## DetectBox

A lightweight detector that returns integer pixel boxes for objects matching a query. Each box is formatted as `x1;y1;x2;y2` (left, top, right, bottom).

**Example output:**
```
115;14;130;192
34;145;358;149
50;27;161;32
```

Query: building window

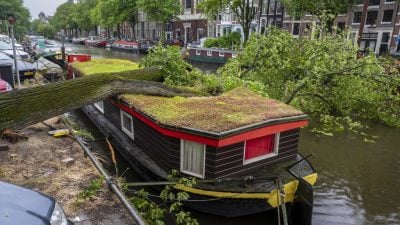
180;140;205;178
207;51;212;56
269;0;276;14
353;12;362;24
120;110;134;139
337;22;346;31
276;2;282;14
292;23;300;35
366;11;378;25
185;0;192;9
385;0;395;3
382;10;394;23
94;101;104;114
243;134;279;165
369;0;380;5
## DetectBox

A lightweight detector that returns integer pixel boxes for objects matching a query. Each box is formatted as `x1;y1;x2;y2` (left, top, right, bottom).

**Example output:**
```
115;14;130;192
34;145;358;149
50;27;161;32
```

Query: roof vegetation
121;87;305;133
71;59;140;75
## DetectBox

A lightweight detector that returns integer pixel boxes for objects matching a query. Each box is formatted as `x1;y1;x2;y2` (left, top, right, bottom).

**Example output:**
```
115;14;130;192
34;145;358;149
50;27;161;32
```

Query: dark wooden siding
103;99;121;130
102;99;181;173
212;129;300;178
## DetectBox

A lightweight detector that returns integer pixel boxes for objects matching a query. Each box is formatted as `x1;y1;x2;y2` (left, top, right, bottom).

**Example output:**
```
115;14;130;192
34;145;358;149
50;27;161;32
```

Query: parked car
0;35;24;51
0;180;72;225
0;52;36;80
0;79;12;92
0;41;30;60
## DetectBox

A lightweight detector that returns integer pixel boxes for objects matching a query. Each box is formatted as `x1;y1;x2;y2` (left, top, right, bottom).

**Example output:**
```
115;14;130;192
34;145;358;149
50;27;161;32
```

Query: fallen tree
0;66;193;130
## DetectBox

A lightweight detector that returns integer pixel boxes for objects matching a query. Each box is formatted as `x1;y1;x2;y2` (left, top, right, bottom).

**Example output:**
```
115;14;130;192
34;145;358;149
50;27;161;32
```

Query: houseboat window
120;110;134;139
243;134;280;164
207;51;212;56
196;49;201;55
232;53;237;58
94;101;104;114
180;140;205;178
219;52;224;57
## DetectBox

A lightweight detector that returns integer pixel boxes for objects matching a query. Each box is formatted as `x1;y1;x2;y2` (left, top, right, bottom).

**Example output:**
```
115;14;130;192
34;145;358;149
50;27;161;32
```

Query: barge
186;47;237;64
111;40;152;54
69;59;317;224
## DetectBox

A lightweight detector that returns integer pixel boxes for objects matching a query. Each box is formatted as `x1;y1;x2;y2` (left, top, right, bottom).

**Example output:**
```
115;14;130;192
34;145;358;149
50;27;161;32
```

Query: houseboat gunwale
186;46;238;64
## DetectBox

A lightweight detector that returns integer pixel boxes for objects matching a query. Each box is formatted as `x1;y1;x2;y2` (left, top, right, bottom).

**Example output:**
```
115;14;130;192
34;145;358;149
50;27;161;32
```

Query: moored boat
111;40;140;53
186;47;237;64
69;59;317;224
85;36;107;48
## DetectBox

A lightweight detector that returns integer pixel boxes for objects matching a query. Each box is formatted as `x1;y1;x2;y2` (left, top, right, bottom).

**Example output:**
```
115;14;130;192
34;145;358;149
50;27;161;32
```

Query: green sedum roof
121;88;306;133
71;59;140;75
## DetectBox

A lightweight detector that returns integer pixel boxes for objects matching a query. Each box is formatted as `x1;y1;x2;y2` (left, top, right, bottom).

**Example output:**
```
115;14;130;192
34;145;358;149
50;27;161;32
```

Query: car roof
0;41;12;50
0;52;11;60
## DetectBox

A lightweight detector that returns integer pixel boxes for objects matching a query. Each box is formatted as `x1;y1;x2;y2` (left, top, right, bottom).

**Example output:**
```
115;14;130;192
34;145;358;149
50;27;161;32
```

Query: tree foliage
51;2;78;31
204;31;241;49
199;0;260;43
282;0;357;31
137;0;180;23
218;28;400;135
0;0;31;39
72;0;98;32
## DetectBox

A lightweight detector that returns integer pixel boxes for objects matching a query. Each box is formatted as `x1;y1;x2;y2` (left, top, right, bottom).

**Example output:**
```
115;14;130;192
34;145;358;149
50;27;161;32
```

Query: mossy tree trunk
0;67;192;130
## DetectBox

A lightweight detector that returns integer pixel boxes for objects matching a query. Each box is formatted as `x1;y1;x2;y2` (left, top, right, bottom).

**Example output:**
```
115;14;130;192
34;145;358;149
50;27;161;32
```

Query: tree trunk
0;67;193;131
357;0;369;47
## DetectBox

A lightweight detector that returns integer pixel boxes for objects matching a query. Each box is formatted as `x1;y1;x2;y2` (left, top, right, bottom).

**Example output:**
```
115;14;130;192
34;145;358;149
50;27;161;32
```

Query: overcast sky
24;0;66;19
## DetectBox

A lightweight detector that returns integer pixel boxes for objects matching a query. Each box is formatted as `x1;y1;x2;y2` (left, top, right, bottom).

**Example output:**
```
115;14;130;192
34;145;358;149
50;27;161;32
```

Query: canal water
63;42;400;225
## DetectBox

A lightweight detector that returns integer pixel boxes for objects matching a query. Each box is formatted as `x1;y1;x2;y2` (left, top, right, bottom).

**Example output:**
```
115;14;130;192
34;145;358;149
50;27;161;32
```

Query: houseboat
85;36;107;48
186;47;237;64
69;59;317;224
111;40;153;54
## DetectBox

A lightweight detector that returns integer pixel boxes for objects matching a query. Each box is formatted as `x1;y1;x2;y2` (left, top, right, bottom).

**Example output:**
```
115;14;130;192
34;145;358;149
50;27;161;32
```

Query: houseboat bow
69;59;317;224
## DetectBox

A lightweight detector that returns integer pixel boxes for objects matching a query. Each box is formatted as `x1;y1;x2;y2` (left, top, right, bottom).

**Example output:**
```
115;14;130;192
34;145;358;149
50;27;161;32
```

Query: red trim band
114;102;308;148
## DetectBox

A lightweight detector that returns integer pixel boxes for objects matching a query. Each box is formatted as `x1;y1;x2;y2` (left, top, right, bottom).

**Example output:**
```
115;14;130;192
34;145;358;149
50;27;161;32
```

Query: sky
23;0;67;20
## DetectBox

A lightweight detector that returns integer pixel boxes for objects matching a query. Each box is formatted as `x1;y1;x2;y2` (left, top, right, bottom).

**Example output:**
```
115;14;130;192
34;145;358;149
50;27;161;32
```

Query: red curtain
245;134;275;160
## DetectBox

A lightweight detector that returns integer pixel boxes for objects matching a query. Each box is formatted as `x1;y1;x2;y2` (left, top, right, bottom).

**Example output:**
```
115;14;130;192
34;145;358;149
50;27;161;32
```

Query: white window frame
219;51;225;57
385;0;395;3
232;53;237;58
120;110;134;140
94;101;104;114
180;139;206;178
207;50;212;56
196;49;201;55
243;133;280;165
381;10;394;24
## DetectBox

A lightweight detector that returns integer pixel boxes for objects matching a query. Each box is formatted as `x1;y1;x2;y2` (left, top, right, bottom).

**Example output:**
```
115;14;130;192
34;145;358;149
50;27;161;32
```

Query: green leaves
219;28;400;136
137;0;180;23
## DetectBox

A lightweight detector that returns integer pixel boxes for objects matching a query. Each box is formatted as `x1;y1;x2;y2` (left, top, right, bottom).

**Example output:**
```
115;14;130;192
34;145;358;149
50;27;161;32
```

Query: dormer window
243;134;279;164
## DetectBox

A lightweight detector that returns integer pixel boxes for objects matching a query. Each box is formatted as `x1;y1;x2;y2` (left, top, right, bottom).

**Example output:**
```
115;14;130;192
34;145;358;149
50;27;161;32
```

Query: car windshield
0;41;12;50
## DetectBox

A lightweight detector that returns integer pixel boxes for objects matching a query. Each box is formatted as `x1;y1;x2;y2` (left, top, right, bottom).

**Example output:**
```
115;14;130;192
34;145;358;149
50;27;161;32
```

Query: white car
0;35;24;51
0;41;30;60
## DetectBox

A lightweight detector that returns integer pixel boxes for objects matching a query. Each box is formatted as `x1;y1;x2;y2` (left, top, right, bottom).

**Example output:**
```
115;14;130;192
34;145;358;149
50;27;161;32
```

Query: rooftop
121;88;306;133
71;59;139;75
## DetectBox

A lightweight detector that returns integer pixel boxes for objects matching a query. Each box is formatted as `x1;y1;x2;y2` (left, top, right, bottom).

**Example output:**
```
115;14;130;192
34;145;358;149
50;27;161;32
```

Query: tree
218;28;400;135
51;2;78;36
282;0;356;32
137;0;180;23
36;22;56;38
0;0;31;39
73;0;98;34
199;0;262;43
0;66;196;131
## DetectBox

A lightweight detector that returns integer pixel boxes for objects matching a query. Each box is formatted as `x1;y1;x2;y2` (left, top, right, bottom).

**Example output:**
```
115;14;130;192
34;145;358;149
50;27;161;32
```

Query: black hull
81;104;314;222
110;46;139;53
